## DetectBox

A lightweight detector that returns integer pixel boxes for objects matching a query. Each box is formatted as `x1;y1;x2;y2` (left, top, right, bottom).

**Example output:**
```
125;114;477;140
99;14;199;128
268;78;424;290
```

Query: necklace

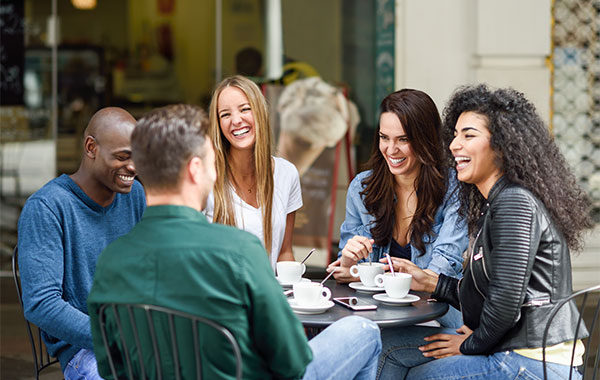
230;170;256;195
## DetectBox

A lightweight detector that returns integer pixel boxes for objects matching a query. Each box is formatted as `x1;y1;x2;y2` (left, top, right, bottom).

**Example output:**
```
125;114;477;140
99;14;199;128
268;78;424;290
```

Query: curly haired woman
377;84;593;379
328;89;468;328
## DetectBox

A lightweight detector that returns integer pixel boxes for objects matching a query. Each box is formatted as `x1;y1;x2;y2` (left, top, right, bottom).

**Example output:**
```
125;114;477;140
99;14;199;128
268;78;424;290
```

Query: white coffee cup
349;262;385;287
374;272;412;299
293;281;332;307
276;261;306;283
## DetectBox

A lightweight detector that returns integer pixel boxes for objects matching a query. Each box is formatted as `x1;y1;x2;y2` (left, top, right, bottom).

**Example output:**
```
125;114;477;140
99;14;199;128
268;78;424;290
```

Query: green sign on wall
374;0;395;125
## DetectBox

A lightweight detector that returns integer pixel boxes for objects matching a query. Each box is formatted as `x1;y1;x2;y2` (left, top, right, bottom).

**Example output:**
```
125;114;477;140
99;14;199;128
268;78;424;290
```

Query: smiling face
91;120;137;194
378;112;421;180
450;111;502;197
217;86;256;151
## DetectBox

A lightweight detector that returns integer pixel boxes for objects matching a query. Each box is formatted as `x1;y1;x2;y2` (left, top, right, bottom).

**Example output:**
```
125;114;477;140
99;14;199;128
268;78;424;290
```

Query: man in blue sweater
17;107;146;380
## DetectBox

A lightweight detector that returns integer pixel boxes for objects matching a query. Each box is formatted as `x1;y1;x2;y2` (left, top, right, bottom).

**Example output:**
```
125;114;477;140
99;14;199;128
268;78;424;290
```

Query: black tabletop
288;280;448;328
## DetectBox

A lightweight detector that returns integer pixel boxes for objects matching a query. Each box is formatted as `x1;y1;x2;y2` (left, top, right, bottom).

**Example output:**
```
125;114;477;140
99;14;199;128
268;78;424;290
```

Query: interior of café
1;0;598;378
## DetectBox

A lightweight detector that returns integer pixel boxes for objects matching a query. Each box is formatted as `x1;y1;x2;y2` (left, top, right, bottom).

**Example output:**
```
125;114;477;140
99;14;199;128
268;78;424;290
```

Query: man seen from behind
88;104;382;380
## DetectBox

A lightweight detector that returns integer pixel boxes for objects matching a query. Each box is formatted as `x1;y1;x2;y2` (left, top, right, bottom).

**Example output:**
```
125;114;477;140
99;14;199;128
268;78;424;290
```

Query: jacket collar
486;175;511;203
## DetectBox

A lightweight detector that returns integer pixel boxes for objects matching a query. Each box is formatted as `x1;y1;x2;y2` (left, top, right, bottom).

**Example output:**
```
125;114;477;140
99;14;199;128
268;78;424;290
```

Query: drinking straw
301;248;316;265
320;267;337;285
385;253;395;277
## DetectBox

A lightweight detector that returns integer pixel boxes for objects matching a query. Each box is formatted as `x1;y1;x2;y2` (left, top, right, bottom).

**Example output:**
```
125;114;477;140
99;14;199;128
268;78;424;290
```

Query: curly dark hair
441;84;592;252
361;89;448;254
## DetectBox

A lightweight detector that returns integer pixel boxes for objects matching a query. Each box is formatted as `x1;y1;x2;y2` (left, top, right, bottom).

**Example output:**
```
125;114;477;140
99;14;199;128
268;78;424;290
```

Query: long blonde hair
209;75;274;254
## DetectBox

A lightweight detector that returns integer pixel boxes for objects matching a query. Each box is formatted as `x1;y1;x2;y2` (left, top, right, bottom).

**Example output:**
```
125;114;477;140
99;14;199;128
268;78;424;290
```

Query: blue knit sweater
17;174;145;370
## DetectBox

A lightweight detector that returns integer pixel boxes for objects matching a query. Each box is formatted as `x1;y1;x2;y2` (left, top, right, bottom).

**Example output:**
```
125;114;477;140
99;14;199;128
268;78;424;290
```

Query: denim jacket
338;171;468;328
338;170;468;280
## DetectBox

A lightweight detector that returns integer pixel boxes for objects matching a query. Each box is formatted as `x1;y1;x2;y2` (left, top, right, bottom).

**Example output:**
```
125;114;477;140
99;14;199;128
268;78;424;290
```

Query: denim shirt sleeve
338;172;376;259
413;176;468;279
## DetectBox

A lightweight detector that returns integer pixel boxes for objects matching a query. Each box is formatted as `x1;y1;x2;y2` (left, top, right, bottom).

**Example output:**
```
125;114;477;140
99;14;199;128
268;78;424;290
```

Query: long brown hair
208;76;274;254
361;89;447;254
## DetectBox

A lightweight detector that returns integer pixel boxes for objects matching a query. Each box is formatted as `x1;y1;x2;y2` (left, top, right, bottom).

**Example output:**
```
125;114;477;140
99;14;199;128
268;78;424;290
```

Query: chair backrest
97;303;243;380
543;284;600;380
11;247;60;380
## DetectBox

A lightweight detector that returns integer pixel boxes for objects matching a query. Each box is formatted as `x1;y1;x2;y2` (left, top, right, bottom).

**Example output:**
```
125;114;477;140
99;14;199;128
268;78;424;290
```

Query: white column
394;0;475;109
474;0;552;123
394;0;551;119
265;0;283;80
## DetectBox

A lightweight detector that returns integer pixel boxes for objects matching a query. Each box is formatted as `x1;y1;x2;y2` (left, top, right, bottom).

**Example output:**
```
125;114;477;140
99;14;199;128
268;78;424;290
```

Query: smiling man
17;107;146;380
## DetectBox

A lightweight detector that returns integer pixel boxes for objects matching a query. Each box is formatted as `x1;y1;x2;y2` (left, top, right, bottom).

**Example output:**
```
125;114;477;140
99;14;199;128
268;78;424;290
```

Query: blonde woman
204;75;302;271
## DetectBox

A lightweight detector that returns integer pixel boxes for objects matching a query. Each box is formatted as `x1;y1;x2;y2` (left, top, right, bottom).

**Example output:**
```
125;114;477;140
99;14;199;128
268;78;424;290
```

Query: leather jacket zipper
480;246;489;281
469;228;487;299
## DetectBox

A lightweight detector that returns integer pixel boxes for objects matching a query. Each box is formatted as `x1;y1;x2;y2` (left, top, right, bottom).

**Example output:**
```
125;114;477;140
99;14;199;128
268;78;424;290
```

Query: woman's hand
419;325;473;359
379;257;439;293
327;259;360;283
340;236;375;267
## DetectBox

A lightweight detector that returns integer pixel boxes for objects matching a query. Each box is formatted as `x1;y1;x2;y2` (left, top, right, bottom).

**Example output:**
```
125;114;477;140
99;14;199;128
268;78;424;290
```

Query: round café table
289;280;448;328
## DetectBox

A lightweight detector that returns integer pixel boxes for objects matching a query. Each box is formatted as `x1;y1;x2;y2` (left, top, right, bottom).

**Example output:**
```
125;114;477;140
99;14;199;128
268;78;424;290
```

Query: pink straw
385;253;395;277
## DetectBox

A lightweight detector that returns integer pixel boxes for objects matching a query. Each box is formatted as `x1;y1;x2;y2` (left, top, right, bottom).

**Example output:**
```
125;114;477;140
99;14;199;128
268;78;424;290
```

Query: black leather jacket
433;176;587;355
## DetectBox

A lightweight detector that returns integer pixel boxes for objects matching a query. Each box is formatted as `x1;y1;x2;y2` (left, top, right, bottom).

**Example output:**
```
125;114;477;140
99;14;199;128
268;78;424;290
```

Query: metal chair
543;284;600;380
11;247;60;380
97;303;243;380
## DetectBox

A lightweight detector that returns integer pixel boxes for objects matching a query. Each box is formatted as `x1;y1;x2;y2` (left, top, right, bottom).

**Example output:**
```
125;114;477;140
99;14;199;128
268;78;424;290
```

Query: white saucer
288;298;335;314
277;277;310;287
349;282;385;293
372;293;420;306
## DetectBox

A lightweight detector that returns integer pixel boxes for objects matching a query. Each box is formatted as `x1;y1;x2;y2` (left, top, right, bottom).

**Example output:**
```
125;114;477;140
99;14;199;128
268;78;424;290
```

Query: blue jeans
304;316;382;380
377;326;581;380
64;348;104;380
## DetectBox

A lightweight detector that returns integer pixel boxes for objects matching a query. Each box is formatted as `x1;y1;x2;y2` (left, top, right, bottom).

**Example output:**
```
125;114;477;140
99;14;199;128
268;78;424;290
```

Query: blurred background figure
235;46;263;78
277;77;360;177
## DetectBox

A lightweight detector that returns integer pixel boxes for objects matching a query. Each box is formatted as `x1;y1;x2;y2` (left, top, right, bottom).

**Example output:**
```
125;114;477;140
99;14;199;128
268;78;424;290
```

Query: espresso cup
374;272;412;299
276;261;306;283
293;281;332;307
349;262;385;287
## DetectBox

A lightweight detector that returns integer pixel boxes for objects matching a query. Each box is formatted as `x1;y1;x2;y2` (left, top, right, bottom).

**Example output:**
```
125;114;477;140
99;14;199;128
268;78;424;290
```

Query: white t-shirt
204;157;303;270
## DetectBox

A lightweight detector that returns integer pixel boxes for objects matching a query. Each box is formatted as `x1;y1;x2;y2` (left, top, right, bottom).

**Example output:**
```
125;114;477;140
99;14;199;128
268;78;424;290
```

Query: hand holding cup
379;257;439;293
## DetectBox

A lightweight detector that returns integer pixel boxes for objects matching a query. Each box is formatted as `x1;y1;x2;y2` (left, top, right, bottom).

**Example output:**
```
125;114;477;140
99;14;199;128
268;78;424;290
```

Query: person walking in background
377;84;592;379
329;89;468;328
204;75;302;269
17;107;146;380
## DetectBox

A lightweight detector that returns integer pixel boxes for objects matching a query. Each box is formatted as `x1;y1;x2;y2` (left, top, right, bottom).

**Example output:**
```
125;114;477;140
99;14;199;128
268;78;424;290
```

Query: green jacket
88;205;312;380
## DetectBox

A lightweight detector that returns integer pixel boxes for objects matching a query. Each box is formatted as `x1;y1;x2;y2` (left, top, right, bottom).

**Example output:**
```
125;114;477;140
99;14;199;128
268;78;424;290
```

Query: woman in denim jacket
327;89;468;328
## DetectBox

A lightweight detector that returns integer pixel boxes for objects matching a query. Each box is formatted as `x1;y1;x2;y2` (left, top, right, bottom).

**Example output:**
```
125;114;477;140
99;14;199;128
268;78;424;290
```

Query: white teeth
232;127;249;136
454;156;470;170
118;175;134;181
389;157;406;165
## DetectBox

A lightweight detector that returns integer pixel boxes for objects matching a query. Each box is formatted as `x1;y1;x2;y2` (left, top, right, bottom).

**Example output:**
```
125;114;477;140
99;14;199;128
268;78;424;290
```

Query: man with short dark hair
18;107;146;380
88;104;381;380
